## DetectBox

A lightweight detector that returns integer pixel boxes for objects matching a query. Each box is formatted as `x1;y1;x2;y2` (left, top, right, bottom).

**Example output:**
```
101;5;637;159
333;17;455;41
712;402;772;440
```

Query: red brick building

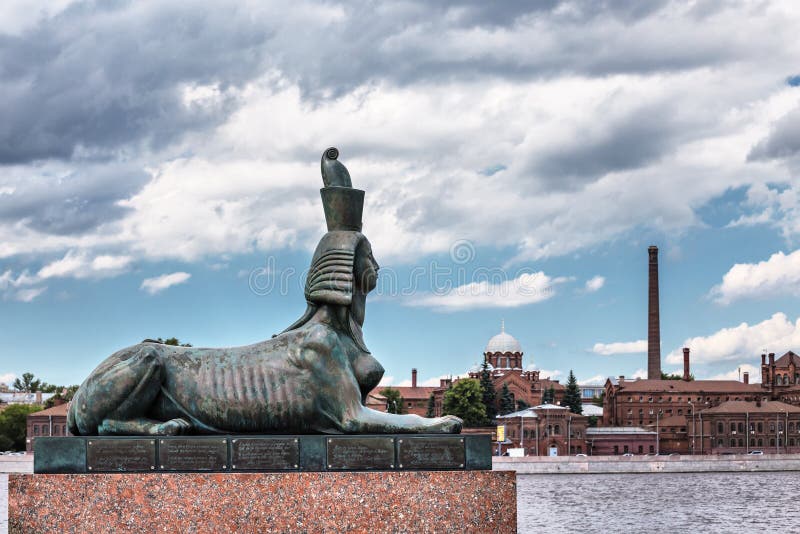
26;402;70;453
497;404;588;456
585;427;658;456
697;400;800;454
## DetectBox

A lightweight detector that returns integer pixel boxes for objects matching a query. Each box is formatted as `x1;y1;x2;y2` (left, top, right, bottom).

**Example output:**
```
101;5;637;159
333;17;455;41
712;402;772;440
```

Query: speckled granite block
9;471;516;533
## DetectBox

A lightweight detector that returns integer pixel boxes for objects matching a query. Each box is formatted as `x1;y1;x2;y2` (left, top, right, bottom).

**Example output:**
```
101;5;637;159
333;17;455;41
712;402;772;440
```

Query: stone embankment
0;455;32;474
494;453;800;474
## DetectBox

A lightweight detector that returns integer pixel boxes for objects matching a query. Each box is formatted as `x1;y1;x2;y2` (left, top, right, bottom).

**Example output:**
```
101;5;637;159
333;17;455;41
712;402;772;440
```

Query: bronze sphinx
67;148;462;436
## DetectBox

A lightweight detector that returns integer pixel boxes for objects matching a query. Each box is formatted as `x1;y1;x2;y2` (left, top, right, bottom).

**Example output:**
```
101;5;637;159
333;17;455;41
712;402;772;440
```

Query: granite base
9;471;516;533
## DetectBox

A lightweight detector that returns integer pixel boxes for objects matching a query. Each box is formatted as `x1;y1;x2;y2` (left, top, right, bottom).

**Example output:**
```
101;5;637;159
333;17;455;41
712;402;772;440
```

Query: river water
517;472;799;534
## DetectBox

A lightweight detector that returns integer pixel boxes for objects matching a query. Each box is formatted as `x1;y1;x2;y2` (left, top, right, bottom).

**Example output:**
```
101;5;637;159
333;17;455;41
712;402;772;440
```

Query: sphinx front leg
342;406;462;434
99;417;192;436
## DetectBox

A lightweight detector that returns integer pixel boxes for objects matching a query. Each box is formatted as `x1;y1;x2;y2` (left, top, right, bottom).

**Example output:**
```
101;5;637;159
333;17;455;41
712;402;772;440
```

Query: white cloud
407;271;569;311
14;287;47;302
591;339;647;355
631;368;647;379
580;374;607;384
140;272;191;295
710;250;800;305
706;364;761;383
38;250;133;279
584;275;605;293
534;368;562;381
665;312;800;365
0;372;17;386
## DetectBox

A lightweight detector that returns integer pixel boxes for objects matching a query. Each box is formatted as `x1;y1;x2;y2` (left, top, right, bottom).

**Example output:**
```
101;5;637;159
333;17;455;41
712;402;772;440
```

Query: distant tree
661;371;694;381
587;416;598;428
442;379;487;427
0;404;42;450
591;392;605;407
12;372;42;393
144;337;193;347
563;370;583;414
499;383;515;415
542;385;556;405
516;399;530;411
380;387;404;414
0;435;13;452
479;361;497;421
425;393;436;418
43;385;80;408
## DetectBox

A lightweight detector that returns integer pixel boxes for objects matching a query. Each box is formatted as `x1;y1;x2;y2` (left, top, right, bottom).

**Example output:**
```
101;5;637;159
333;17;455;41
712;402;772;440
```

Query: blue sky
2;1;800;389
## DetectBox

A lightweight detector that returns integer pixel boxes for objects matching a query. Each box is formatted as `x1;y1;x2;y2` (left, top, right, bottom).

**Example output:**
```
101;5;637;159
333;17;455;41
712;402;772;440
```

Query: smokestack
683;348;690;381
761;353;766;366
648;246;661;380
412;368;418;388
743;372;749;384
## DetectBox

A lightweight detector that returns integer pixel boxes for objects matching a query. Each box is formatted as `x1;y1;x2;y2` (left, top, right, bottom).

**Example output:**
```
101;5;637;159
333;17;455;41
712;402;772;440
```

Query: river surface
517;471;800;534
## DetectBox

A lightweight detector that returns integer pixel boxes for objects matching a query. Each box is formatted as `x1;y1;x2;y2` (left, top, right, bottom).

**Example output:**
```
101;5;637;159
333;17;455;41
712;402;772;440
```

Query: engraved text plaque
87;439;156;472
326;437;395;470
397;437;465;469
231;438;299;470
158;438;227;471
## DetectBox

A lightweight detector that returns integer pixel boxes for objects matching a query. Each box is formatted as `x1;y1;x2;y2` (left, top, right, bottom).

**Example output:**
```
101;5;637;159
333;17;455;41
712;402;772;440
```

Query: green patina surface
66;148;462;438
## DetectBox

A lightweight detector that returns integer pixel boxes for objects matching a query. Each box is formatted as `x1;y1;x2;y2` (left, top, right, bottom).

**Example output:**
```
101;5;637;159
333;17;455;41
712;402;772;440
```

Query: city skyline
2;2;800;388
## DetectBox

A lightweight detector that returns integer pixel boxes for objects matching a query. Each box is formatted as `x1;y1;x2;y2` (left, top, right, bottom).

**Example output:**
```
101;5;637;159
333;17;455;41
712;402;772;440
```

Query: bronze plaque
326;437;395;470
158;438;228;471
231;438;299;470
397;437;465;469
87;439;156;472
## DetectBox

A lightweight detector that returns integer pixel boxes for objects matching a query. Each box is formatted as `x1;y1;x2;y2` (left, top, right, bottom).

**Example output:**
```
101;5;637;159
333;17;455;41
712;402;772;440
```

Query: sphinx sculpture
67;148;462;436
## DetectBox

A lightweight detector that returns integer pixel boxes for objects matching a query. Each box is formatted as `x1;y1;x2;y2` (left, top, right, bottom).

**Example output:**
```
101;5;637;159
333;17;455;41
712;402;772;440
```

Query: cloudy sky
2;0;800;389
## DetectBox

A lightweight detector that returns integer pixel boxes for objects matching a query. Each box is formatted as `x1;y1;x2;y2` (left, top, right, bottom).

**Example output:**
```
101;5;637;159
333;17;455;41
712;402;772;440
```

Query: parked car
575;453;588;457
748;450;764;455
621;452;634;457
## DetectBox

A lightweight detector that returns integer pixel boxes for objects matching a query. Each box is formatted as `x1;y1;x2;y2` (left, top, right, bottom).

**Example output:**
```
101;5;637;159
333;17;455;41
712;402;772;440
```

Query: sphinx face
354;239;379;294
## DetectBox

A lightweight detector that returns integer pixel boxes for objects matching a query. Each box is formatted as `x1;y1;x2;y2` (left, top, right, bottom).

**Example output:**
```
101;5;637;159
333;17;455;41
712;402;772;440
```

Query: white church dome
485;323;522;354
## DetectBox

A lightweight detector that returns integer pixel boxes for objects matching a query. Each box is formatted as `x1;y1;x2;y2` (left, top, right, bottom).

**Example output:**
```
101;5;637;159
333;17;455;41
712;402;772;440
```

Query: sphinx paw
438;415;463;434
157;418;192;435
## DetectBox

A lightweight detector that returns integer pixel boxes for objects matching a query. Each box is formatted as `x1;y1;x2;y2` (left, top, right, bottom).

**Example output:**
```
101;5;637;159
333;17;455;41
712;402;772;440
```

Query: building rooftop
613;379;762;393
701;400;800;414
774;351;800;368
581;404;603;417
27;403;69;417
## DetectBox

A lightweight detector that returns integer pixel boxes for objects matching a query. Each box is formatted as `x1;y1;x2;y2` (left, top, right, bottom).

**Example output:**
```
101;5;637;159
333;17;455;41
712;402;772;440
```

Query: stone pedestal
9;471;516;533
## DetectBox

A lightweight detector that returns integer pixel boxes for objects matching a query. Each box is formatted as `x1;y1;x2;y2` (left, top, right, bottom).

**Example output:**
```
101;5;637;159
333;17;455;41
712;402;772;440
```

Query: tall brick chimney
769;353;776;392
683;347;690;381
648;246;661;380
412;368;418;388
743;372;749;384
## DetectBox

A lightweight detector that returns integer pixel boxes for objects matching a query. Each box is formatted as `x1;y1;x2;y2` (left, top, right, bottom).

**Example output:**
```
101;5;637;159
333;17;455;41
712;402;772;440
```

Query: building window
730;422;736;433
638;445;643;454
730;439;736;447
770;423;776;433
623;445;629;453
33;425;39;436
791;438;796;447
790;422;795;432
614;446;619;454
678;409;683;415
758;438;763;447
770;438;776;447
554;425;561;435
749;423;755;433
737;423;744;433
649;445;654;453
717;438;723;446
758;423;763;434
717;422;724;434
750;439;755;447
779;422;784;432
738;439;743;447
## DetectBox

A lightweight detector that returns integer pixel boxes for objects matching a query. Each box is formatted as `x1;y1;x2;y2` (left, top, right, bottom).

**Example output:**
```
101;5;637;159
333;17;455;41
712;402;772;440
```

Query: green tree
499;383;515;415
12;372;42;393
661;371;693;381
591;392;605;407
587;416;598;427
380;387;404;414
563;370;583;414
0;404;42;450
479;361;497;421
442;379;487;427
425;393;436;418
542;385;556;404
143;337;193;347
43;385;80;408
516;399;529;411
